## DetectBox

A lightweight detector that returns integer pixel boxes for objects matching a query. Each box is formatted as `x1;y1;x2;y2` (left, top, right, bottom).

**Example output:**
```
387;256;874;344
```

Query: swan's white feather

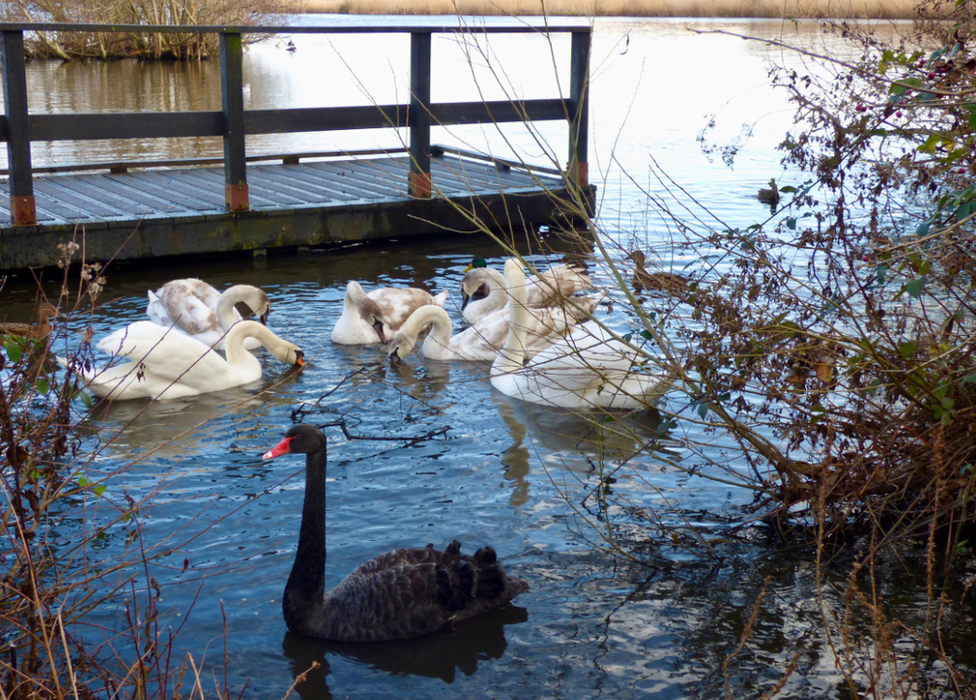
490;259;673;409
66;320;301;401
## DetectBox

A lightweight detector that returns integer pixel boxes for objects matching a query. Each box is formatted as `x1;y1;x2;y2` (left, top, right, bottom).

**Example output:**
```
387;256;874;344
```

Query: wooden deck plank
33;178;132;221
115;171;226;211
296;162;407;200
245;167;364;205
0;153;590;271
38;176;156;220
84;173;197;216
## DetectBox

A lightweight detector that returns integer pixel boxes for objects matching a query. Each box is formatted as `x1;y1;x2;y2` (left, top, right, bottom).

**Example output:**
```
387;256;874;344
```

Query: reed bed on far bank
295;0;919;19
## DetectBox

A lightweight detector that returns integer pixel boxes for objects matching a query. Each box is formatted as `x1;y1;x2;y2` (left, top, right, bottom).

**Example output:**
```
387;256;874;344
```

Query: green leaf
875;263;888;285
639;330;654;341
786;217;797;230
80;390;94;409
78;476;90;488
779;185;796;193
916;220;930;237
904;276;927;298
621;333;633;343
697;403;709;419
963;372;976;384
4;341;23;362
36;377;49;395
918;133;942;154
898;341;917;359
93;484;106;497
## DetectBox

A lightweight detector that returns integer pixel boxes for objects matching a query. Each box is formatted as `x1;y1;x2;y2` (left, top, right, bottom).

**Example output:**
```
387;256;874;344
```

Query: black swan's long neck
285;445;327;614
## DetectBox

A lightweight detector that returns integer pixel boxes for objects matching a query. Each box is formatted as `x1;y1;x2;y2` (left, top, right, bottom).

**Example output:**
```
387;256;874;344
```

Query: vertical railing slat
409;31;432;199
568;29;590;189
1;30;35;226
220;32;248;211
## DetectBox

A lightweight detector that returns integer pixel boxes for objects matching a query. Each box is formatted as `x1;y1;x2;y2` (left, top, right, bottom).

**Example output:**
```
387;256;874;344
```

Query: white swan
330;281;447;345
386;299;595;363
460;257;592;325
146;278;271;351
63;320;303;401
490;259;674;409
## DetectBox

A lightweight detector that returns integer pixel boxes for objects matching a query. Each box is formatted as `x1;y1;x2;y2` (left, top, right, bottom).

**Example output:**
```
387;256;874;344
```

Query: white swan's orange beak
263;436;294;460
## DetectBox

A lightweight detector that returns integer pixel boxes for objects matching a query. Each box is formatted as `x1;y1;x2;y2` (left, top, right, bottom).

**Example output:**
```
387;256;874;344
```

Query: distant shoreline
290;0;919;20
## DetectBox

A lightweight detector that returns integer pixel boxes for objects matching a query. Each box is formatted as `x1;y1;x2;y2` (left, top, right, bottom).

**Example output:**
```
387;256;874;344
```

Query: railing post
568;29;590;189
220;32;248;212
408;31;432;199
1;30;36;227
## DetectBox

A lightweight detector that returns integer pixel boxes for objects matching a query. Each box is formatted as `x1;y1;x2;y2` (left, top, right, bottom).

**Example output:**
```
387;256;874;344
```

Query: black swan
262;424;529;642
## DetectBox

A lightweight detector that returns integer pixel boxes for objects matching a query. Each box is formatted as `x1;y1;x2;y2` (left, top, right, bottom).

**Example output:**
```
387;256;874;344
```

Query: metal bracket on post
409;31;432;199
220;32;249;212
2;30;36;226
568;30;590;190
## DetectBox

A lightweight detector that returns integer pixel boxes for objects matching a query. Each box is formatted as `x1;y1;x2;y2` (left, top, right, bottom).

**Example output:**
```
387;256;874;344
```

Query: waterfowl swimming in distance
263;424;529;641
330;281;447;345
627;250;689;296
1;302;58;341
146;278;271;350
63;320;303;401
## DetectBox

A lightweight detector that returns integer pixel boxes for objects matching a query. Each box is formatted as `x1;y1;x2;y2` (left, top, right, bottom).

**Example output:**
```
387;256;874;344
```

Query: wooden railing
0;22;591;226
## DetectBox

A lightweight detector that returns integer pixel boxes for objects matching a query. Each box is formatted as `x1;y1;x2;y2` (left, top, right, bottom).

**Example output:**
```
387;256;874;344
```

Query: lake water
4;15;974;699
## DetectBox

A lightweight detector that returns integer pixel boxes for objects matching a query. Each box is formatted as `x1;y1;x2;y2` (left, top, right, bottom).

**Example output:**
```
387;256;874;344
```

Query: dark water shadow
281;604;529;699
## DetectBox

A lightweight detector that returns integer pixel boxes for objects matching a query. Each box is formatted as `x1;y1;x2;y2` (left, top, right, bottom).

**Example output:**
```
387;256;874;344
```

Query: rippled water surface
4;15;976;700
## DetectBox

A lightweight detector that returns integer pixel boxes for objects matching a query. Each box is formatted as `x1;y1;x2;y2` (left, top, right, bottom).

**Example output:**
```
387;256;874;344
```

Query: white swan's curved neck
498;261;529;372
224;321;272;367
471;268;507;313
398;305;452;355
214;289;241;330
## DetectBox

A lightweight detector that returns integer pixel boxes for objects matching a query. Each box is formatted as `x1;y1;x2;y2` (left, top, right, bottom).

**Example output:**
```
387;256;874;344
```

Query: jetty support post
220;32;249;211
1;30;36;226
568;29;590;189
408;30;432;199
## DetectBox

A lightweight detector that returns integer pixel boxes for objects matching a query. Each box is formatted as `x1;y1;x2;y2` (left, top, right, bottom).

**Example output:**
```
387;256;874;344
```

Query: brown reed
294;0;920;19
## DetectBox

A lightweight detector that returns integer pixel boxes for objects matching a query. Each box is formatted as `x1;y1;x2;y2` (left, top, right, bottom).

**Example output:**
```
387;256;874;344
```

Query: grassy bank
292;0;919;19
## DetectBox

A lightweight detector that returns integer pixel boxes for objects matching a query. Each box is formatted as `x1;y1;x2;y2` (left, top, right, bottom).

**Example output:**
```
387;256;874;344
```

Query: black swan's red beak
263;435;294;460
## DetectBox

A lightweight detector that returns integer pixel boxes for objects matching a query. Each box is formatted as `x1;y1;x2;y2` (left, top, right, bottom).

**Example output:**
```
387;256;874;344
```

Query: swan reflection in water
491;389;668;507
282;604;528;698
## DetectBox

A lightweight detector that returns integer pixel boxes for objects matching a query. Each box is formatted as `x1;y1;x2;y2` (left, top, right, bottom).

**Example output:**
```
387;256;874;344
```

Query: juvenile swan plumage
330;281;448;345
460;258;592;325
263;424;528;641
146;278;271;350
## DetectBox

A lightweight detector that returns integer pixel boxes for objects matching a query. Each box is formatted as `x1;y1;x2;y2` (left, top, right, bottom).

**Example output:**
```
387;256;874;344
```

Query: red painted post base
10;195;36;226
568;161;588;188
408;171;432;199
225;183;250;212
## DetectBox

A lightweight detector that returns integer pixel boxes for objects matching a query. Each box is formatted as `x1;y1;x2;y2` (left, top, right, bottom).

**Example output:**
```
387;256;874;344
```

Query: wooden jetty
0;22;595;272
